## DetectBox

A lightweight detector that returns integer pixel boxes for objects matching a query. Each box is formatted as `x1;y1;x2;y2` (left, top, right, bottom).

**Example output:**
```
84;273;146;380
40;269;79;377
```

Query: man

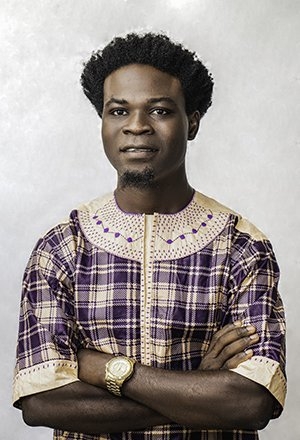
13;33;286;440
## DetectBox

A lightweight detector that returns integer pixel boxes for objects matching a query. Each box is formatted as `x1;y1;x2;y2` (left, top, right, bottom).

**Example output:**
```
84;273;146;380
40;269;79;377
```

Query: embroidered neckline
92;215;143;244
78;192;230;262
91;192;215;246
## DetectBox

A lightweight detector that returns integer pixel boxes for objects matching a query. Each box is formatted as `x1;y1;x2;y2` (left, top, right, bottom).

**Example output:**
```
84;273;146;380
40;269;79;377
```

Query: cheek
101;123;111;145
101;126;117;163
169;117;188;138
166;123;188;149
101;125;118;156
102;119;120;137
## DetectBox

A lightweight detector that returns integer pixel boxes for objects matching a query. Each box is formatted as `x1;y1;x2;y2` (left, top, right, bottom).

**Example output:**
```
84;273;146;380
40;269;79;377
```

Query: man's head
81;32;213;118
81;33;214;192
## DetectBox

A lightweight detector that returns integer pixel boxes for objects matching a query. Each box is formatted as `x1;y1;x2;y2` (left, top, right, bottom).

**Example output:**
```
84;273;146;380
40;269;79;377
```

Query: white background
1;0;299;438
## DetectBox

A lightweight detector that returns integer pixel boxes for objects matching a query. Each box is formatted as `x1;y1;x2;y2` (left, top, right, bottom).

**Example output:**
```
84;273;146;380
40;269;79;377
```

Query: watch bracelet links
106;376;122;396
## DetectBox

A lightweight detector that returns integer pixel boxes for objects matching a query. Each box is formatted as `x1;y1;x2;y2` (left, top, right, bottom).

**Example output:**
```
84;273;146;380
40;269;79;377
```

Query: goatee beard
119;167;155;189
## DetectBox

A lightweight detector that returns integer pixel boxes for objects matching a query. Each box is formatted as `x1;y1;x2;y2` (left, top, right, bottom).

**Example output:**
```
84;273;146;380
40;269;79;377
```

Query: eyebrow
104;96;177;107
104;98;128;107
147;97;177;106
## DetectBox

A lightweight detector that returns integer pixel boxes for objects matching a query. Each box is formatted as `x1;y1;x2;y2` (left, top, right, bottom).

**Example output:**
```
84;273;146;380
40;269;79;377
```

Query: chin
119;167;155;189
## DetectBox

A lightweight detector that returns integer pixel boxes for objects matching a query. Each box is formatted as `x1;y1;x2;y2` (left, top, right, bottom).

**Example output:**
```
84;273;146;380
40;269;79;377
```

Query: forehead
103;64;185;103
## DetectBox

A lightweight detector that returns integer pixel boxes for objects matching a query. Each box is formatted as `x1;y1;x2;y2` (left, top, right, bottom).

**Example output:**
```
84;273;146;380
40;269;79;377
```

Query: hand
199;321;259;370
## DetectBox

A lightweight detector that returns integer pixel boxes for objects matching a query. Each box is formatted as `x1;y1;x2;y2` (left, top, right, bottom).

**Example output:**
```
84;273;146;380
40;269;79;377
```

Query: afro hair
81;32;213;118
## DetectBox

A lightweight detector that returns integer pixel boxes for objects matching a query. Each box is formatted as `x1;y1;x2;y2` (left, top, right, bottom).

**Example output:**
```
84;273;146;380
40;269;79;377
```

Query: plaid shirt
13;191;286;440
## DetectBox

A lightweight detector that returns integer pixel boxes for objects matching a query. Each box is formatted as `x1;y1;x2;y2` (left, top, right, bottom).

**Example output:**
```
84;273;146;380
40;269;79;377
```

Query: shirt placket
140;214;157;366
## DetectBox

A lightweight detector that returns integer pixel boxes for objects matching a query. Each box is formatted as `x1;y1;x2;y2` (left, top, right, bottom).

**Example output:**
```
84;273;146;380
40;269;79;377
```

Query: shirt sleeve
225;235;286;418
13;236;84;408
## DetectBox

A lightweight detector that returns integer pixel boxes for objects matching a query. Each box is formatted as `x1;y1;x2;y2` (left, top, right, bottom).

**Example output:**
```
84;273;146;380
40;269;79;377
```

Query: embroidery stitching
78;193;230;262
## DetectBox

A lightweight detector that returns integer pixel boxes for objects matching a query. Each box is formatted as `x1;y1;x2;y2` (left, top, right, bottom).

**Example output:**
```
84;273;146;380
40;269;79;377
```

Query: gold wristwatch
105;356;136;396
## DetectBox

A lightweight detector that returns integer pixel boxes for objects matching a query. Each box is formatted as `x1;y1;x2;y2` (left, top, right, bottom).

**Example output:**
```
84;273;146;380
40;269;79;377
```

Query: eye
110;108;128;116
150;108;171;116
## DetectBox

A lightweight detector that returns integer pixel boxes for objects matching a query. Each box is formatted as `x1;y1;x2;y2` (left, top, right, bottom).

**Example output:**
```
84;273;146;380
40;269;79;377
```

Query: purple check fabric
14;192;286;440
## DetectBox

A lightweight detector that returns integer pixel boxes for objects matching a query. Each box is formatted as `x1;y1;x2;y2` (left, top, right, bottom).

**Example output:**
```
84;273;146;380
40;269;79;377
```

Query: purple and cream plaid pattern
14;192;286;440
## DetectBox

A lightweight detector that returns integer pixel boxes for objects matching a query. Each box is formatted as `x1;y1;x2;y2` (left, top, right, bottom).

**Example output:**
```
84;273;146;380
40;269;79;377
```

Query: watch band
106;375;123;396
105;356;136;396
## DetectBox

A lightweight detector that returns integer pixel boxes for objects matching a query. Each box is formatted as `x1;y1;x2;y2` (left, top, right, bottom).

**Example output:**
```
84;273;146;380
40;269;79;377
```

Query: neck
115;174;194;214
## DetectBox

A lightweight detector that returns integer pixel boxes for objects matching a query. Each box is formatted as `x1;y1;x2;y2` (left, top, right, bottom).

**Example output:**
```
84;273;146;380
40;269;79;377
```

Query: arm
17;242;170;434
122;362;274;430
21;381;170;435
77;322;273;431
22;322;257;434
225;235;286;418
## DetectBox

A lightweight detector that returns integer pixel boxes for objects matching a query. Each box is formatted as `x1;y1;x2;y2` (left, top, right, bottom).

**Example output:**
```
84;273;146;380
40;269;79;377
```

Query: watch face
110;358;131;378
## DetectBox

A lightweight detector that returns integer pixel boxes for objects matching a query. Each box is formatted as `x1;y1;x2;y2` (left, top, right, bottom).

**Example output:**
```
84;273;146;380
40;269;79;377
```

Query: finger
211;321;242;342
209;325;257;357
222;349;253;370
217;332;259;366
199;334;256;371
208;322;242;352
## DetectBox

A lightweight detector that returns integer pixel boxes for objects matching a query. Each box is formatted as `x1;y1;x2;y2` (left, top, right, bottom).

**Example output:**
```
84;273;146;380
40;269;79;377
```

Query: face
101;64;200;188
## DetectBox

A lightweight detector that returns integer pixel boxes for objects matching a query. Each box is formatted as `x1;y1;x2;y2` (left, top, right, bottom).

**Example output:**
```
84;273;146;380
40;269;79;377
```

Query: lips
120;145;158;153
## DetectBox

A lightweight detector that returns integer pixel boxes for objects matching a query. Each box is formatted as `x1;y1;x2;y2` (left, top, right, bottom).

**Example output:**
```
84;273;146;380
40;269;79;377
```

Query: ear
187;111;201;140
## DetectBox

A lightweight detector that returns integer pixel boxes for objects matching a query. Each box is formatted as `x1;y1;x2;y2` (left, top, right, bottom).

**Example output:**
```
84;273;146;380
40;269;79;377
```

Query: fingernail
249;333;259;340
245;349;253;356
246;325;256;332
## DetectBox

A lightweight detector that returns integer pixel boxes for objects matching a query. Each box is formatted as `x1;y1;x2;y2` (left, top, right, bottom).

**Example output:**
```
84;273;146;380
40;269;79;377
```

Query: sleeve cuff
230;355;286;417
13;360;79;408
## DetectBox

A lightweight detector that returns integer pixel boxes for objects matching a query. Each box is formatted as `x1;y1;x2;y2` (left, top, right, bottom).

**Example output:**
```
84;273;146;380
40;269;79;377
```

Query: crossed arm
21;322;275;435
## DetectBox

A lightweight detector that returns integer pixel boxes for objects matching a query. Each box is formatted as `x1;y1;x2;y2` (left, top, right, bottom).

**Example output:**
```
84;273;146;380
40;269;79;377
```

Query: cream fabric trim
235;218;267;241
13;360;78;406
230;356;286;408
78;192;232;262
193;191;238;214
141;214;156;365
194;192;267;241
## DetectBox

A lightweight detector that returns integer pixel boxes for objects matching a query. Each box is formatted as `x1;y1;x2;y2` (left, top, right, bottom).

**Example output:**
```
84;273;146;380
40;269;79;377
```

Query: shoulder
194;191;278;272
194;191;268;243
30;194;114;265
76;192;113;214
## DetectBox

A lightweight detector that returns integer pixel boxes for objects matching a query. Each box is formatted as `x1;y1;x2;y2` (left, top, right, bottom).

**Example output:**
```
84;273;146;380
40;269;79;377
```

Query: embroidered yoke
13;191;286;440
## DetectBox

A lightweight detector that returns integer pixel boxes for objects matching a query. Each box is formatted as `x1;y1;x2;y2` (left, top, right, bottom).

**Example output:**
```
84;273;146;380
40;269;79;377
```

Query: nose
122;111;154;135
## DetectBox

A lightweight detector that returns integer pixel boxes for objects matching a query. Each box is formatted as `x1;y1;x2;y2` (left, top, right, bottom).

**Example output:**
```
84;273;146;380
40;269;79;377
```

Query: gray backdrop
1;0;299;438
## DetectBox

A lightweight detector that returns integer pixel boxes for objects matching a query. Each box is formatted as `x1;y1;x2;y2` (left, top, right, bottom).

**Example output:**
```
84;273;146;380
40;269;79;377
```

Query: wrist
105;356;136;396
77;349;113;388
